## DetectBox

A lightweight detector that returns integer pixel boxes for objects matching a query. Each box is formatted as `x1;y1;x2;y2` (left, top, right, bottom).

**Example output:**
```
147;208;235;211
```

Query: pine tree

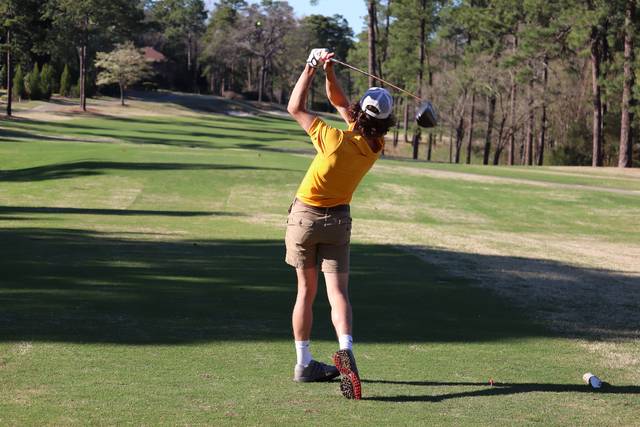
0;64;5;89
26;62;42;100
40;63;53;100
619;0;635;168
12;64;24;101
60;65;71;97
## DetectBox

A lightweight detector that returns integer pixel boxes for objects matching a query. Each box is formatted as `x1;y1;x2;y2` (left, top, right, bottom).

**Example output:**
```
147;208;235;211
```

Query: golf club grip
329;58;423;102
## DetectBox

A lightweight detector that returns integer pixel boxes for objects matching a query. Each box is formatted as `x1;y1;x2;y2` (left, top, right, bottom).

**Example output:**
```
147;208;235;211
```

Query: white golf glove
307;48;329;69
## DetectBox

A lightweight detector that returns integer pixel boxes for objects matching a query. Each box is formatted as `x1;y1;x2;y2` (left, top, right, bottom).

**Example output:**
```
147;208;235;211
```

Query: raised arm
287;64;317;132
324;53;351;125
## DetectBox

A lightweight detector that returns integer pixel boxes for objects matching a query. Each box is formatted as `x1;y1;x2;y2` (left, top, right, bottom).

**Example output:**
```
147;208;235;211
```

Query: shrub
12;65;25;101
70;84;80;98
26;63;43;100
60;65;72;97
40;64;54;100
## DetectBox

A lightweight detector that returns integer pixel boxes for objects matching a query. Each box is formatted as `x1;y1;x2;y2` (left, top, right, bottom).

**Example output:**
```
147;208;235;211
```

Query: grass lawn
1;94;639;425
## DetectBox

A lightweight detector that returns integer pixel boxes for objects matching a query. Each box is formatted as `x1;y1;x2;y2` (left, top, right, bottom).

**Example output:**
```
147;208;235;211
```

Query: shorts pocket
287;214;315;229
286;213;317;248
322;216;351;245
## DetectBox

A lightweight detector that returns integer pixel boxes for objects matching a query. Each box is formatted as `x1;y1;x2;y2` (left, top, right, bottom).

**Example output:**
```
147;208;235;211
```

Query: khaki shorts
285;199;352;273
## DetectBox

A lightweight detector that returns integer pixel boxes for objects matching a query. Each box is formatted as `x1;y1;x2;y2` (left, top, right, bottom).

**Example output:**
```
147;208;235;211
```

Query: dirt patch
551;166;640;179
374;164;640;196
15;342;33;355
11;386;47;406
240;213;286;229
579;341;639;369
376;182;418;198
12;96;203;122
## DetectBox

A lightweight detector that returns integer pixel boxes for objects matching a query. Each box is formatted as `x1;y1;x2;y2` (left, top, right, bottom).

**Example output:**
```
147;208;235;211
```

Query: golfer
285;48;394;400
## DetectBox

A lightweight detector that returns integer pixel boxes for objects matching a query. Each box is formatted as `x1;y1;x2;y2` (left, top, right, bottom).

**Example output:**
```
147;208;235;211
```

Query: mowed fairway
1;95;639;425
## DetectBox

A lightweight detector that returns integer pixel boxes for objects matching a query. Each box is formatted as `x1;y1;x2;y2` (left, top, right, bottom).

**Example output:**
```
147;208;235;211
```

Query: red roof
142;47;167;62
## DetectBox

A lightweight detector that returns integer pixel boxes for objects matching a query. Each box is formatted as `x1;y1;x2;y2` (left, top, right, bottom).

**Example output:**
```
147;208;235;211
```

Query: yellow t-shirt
296;117;383;207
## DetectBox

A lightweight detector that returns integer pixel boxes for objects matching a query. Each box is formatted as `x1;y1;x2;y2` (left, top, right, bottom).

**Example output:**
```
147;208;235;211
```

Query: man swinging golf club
285;48;395;400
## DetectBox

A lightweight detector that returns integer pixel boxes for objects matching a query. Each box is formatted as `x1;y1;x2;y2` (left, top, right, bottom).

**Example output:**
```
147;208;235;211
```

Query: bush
70;84;80;98
0;64;5;89
60;65;72;97
40;64;54;100
12;65;25;101
26;63;43;100
73;75;96;98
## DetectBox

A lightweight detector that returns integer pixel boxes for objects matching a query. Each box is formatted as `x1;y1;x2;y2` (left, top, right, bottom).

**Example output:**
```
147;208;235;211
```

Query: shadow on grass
361;380;640;402
0;161;294;182
1;118;312;152
1;227;637;344
0;206;232;217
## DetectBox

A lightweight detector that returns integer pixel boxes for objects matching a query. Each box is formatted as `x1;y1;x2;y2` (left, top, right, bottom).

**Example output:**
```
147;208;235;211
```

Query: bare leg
292;267;318;341
324;272;352;336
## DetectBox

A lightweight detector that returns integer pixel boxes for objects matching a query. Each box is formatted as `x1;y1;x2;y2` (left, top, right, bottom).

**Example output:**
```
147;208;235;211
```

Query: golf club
329;58;438;128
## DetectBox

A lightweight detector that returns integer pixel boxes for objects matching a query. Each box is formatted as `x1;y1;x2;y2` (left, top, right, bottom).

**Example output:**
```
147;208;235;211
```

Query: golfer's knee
296;285;316;303
328;286;349;303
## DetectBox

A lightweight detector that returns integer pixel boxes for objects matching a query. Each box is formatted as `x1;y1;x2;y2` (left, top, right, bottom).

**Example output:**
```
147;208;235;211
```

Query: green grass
1;97;639;425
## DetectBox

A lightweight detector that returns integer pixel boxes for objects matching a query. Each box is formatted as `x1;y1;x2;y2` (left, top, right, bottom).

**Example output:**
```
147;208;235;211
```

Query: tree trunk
378;0;391;80
79;44;87;112
493;116;507;165
619;0;635;168
454;114;465;164
524;77;534;165
466;91;476;164
591;28;603;167
6;29;12;117
508;77;517;165
483;95;496;165
393;97;400;146
393;117;400;147
412;0;426;161
412;128;421;160
508;36;518;166
403;100;409;142
449;106;455;163
427;133;433;161
537;56;549;166
258;57;266;103
120;84;125;106
367;0;377;87
187;34;192;71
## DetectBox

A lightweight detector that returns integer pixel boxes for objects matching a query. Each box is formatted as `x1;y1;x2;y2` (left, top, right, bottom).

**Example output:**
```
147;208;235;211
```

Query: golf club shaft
329;58;423;102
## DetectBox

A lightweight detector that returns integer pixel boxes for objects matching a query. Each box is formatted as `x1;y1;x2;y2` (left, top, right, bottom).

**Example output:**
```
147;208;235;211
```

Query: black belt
293;198;350;213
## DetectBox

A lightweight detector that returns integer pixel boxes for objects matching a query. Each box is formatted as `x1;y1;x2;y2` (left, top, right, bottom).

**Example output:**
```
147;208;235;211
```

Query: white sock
295;340;312;367
338;334;353;351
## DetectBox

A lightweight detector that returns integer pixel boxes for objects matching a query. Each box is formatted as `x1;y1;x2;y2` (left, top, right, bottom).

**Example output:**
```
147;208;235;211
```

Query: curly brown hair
347;102;395;141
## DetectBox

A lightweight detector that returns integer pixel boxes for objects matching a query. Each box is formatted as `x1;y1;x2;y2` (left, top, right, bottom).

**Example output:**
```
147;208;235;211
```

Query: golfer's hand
322;52;336;71
307;48;329;69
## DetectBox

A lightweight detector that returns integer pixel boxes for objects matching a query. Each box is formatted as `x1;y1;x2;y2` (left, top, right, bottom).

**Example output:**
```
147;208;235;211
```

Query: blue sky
286;0;368;33
205;1;368;34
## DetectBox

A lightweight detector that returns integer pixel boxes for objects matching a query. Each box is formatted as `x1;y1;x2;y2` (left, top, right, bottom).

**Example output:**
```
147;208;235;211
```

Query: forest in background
1;0;639;167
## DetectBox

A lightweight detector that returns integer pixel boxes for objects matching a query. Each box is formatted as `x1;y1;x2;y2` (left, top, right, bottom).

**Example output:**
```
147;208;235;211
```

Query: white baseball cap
360;87;393;119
